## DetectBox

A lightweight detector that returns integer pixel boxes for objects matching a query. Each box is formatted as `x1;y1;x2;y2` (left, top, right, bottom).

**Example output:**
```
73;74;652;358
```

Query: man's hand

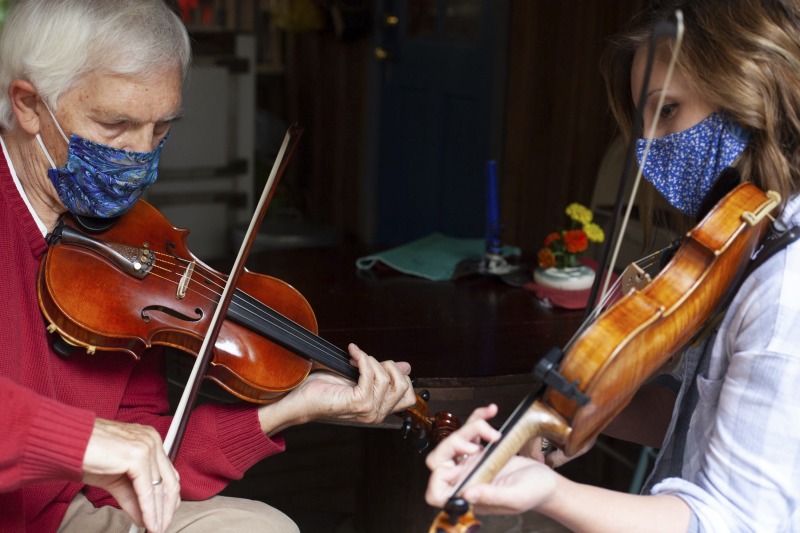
81;418;180;533
257;343;416;434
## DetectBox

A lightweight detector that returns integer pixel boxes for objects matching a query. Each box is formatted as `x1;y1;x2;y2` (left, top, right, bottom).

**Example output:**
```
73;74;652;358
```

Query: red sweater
0;150;285;532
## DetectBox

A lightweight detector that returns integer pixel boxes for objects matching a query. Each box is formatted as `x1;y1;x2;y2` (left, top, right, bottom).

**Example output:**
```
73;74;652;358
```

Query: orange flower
538;204;602;270
544;232;562;247
563;229;588;254
537;247;556;269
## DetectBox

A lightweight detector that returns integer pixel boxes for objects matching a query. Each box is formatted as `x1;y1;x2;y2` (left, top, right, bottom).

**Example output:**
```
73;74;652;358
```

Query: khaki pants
58;492;299;533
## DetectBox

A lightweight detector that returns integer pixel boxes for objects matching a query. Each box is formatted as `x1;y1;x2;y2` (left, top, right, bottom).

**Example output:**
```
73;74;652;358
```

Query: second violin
38;199;458;449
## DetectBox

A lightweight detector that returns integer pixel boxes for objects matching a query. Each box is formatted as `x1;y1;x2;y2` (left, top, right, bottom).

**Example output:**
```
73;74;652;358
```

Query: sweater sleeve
0;377;95;491
106;349;285;501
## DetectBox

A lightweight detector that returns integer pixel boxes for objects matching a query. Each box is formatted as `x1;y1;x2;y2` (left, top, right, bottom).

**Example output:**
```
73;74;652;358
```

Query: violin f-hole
141;305;203;323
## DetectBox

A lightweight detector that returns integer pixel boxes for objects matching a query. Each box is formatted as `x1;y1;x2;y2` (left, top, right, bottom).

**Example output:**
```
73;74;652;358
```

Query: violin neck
227;288;359;381
454;398;569;494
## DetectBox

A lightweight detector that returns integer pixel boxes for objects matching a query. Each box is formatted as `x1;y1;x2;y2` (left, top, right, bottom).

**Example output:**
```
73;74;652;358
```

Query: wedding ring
152;478;163;486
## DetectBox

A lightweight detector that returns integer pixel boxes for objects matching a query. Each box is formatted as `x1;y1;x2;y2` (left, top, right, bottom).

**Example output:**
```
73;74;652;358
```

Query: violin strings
156;253;352;368
144;251;355;369
159;258;355;372
564;289;616;352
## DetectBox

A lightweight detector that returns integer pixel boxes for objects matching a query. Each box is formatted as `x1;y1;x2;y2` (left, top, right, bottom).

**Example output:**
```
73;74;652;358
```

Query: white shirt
648;193;800;532
0;135;47;236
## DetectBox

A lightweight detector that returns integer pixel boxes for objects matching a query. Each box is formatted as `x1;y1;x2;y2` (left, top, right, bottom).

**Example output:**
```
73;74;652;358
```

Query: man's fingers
382;360;416;412
86;474;145;529
82;419;181;533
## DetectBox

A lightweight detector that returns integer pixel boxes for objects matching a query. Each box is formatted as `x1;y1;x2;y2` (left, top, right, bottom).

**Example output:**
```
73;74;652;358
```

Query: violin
430;181;781;531
37;198;458;450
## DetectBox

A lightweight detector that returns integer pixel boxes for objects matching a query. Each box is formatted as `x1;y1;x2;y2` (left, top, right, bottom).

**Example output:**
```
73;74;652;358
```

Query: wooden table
241;244;584;419
235;244;585;531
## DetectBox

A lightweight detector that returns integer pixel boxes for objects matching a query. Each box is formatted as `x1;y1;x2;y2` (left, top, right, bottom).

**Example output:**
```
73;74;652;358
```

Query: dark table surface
246;245;583;371
241;244;585;421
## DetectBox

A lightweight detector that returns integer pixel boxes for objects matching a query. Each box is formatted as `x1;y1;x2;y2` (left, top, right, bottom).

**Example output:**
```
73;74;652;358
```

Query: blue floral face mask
635;112;750;217
36;104;167;218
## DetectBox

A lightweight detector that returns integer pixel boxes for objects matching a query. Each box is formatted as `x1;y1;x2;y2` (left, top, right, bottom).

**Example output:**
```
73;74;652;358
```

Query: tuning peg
409;428;429;453
444;497;471;521
400;417;412;439
398;417;431;452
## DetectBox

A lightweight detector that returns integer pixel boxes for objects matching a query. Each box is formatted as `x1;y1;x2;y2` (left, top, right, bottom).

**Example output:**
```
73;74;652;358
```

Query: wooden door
364;0;510;245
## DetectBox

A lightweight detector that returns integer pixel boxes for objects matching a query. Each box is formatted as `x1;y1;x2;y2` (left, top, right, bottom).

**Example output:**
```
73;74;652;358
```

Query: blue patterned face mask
636;112;750;217
36;104;167;218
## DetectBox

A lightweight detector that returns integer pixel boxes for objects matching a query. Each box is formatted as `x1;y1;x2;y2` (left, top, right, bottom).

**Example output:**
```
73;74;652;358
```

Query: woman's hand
81;418;180;533
425;404;560;516
424;404;503;507
519;435;595;469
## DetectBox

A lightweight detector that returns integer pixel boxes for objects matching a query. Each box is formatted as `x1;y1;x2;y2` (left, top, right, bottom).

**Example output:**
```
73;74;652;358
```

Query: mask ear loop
581;10;685;328
34;98;69;170
35;133;58;169
40;99;70;144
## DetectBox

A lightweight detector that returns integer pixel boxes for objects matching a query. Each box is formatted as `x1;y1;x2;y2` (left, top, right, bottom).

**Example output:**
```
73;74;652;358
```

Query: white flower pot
533;265;595;291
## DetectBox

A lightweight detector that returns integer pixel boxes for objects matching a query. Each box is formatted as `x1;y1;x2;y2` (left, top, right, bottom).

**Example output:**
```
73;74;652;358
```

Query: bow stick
584;11;684;322
128;124;304;533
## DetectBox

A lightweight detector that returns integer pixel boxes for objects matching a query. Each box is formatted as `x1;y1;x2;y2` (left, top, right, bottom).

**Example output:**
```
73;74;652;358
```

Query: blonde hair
601;0;800;204
0;0;191;130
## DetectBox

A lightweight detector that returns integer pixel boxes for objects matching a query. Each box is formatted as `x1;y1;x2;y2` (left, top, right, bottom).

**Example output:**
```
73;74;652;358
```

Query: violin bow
162;124;304;459
128;125;304;533
583;11;684;324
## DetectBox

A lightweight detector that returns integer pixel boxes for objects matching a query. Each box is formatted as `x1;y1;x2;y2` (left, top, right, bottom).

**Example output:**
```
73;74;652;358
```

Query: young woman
426;1;800;530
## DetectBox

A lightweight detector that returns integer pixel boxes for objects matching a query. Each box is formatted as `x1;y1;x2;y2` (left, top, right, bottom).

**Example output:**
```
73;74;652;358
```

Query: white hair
0;0;191;130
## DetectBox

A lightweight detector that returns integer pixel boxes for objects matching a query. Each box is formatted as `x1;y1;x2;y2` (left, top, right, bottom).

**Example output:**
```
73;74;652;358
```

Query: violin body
38;199;315;402
430;183;780;532
549;182;779;455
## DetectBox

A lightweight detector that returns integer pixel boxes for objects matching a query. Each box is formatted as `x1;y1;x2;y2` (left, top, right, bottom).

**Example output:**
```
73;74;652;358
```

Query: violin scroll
400;390;460;451
430;499;480;533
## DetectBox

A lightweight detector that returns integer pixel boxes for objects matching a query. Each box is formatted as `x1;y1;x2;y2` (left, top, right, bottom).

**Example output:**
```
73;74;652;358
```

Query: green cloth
355;232;520;281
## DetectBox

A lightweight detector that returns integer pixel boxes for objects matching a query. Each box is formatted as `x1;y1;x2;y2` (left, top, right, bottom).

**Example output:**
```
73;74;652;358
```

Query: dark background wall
274;0;649;253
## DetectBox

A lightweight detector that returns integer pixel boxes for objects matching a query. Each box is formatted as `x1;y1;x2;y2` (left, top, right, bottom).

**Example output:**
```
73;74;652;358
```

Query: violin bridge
177;261;195;299
621;262;651;294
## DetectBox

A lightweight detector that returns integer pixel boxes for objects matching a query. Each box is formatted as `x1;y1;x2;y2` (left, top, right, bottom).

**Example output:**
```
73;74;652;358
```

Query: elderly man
0;1;415;532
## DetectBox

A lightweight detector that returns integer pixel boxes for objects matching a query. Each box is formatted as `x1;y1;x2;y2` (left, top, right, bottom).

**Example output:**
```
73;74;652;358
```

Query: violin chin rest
51;334;77;358
72;214;121;233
